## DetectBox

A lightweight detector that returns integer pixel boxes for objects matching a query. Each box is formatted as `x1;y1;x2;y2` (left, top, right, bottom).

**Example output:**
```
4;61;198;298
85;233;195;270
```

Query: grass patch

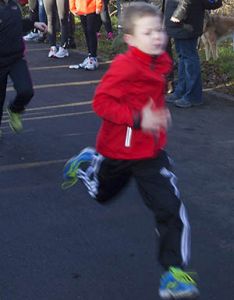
199;40;234;95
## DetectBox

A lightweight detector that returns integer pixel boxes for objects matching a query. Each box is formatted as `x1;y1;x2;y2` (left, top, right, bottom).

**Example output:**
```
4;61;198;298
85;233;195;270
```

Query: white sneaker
84;57;99;71
69;56;90;70
23;31;40;41
78;56;90;68
54;47;69;58
48;46;57;58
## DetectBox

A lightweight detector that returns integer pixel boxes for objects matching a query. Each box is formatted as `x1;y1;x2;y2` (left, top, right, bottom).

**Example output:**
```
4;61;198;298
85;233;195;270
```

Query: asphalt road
0;43;233;300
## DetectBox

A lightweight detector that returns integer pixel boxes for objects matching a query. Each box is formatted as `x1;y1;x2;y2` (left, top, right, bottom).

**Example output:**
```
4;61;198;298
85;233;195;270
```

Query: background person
69;0;103;70
43;0;70;58
0;0;47;136
96;0;114;40
164;0;205;108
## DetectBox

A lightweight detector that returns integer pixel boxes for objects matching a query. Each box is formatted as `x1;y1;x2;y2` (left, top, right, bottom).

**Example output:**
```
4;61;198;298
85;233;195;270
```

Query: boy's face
124;15;167;56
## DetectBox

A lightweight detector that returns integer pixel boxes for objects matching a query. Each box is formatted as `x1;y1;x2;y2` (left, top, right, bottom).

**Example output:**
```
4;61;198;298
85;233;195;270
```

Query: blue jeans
174;38;202;104
38;0;47;24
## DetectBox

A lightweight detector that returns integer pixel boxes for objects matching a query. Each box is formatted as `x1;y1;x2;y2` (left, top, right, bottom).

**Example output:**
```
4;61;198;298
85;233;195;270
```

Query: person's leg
86;156;132;203
134;151;190;269
56;0;69;48
23;0;40;41
174;38;203;107
80;15;89;52
78;14;98;70
133;151;198;298
86;13;98;57
100;0;113;38
44;0;57;47
37;0;48;42
62;147;132;202
7;58;34;132
173;39;186;99
82;13;99;70
0;69;8;130
38;0;47;24
70;15;91;69
67;12;77;49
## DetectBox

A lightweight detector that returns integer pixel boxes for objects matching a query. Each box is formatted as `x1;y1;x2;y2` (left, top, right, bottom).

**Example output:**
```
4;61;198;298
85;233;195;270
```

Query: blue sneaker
159;267;199;299
62;147;96;189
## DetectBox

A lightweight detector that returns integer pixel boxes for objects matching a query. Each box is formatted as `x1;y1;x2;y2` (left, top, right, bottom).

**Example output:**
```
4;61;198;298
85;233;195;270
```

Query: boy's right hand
141;98;171;133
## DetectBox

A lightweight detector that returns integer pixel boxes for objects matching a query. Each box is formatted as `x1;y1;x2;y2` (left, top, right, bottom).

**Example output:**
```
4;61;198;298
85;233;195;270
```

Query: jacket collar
128;46;158;64
127;46;172;75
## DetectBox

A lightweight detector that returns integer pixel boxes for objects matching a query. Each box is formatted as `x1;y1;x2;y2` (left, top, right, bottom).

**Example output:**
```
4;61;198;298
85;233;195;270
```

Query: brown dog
201;13;234;60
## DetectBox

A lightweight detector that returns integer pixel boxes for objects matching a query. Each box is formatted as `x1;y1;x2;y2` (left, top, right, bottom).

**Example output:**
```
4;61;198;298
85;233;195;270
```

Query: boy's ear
123;33;134;46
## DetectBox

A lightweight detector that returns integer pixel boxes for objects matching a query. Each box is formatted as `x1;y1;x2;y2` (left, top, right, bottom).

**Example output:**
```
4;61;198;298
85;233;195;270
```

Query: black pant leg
85;13;98;57
133;151;191;269
96;158;132;202
68;12;75;39
100;0;113;33
80;15;90;54
79;153;132;203
8;58;34;113
0;69;8;126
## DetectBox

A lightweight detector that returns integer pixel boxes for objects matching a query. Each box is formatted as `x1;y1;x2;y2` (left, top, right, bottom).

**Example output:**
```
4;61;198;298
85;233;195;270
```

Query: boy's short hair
121;2;162;35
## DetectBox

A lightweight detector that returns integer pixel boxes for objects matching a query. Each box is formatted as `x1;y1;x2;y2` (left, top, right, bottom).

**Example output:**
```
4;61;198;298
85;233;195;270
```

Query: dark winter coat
155;0;205;39
0;0;34;68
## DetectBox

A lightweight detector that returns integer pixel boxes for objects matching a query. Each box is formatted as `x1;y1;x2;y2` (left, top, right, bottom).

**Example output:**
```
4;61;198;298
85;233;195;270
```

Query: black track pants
78;150;191;269
0;58;34;126
80;13;98;57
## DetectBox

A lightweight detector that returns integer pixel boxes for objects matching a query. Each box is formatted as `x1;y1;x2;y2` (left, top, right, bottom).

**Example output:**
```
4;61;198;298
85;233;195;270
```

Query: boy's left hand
34;22;48;33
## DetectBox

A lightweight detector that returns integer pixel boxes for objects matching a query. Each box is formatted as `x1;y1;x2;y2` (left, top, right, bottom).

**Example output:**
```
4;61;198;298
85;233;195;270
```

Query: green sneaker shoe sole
7;108;23;133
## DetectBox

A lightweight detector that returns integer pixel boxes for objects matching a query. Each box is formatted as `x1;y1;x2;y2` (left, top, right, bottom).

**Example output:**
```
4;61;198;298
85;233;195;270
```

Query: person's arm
22;18;34;33
22;18;47;34
69;0;77;15
171;0;191;22
93;57;139;127
96;0;103;14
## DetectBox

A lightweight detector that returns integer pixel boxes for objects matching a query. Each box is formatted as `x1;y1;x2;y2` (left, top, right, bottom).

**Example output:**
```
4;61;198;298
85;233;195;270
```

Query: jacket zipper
150;55;157;70
125;126;132;147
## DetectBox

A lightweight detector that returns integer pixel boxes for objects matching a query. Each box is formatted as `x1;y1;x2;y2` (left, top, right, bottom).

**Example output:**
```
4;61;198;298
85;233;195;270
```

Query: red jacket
93;46;172;160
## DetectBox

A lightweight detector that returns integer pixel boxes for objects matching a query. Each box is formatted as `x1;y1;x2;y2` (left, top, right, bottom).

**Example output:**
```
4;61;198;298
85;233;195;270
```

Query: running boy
63;2;199;298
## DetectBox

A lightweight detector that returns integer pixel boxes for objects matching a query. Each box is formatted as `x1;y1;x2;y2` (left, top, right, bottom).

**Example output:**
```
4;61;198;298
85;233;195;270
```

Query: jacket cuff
133;112;142;129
